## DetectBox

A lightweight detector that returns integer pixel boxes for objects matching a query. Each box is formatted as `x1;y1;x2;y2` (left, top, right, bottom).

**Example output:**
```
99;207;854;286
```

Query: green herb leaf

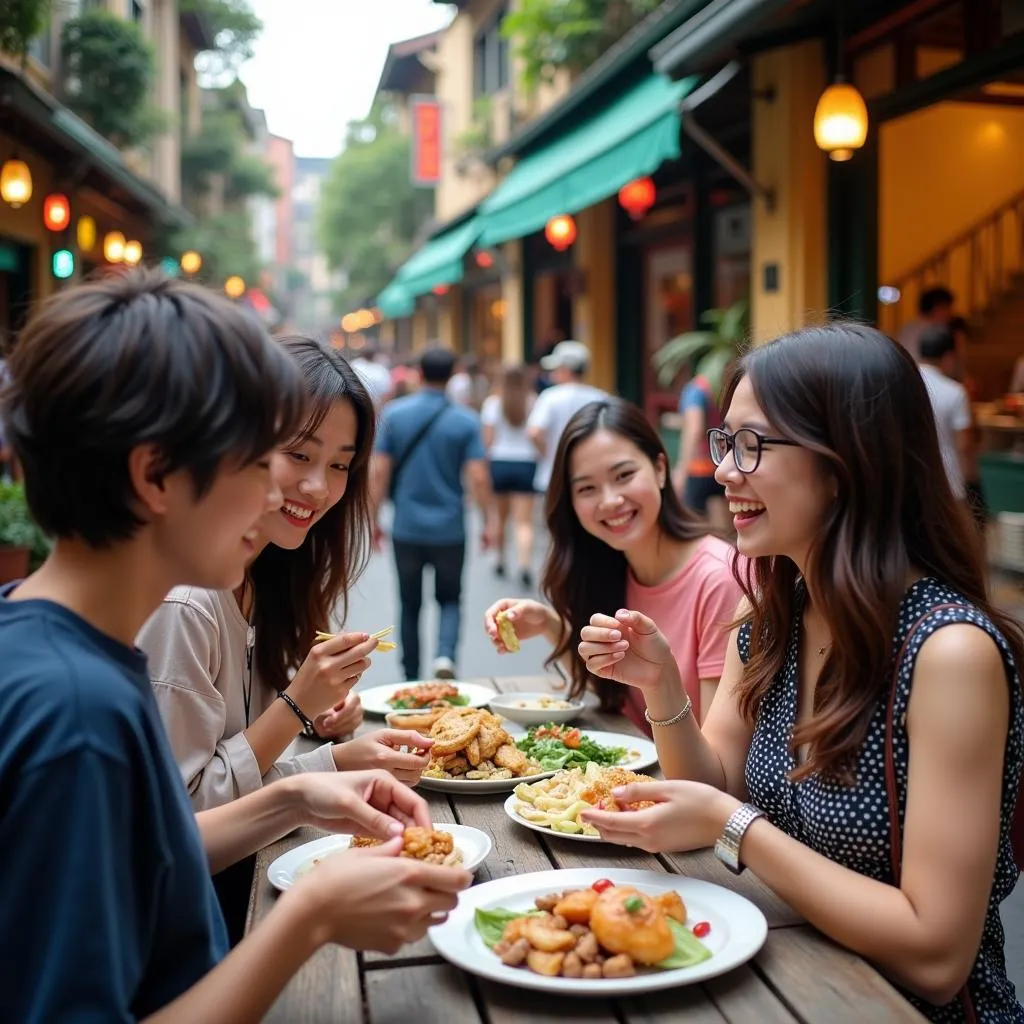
624;895;645;913
473;907;542;949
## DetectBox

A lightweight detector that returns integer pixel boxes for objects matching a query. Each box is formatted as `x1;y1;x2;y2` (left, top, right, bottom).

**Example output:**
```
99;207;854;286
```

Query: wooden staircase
879;188;1024;399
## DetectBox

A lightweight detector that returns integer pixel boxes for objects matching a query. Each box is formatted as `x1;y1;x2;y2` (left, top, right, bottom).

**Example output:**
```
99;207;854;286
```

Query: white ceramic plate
487;692;585;727
417;729;658;795
267;824;493;892
359;681;497;717
502;792;606;842
429;868;767;995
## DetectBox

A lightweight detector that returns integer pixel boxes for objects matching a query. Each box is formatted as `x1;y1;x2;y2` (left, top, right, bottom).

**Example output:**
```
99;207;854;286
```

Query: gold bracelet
643;694;693;728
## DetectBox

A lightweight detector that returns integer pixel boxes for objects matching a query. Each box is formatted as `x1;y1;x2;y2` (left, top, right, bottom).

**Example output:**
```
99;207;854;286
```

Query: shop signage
410;95;443;188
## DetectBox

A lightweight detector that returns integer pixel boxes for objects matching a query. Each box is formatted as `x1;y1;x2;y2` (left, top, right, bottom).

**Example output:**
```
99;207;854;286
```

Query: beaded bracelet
643;693;693;728
278;691;318;738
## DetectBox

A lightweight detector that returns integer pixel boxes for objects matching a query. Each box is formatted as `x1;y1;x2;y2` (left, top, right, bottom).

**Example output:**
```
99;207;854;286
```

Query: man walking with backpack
372;347;494;681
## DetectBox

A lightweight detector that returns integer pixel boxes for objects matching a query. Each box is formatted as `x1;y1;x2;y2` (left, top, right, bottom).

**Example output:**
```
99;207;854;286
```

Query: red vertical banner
410;95;442;188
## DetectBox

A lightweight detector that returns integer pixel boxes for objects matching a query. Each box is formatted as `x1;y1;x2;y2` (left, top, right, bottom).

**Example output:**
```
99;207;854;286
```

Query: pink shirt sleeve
693;558;745;679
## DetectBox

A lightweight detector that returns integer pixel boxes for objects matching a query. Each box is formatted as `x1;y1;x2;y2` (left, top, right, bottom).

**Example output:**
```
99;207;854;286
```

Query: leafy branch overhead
60;10;169;148
317;101;435;311
0;0;54;64
652;300;749;395
501;0;662;92
180;0;262;81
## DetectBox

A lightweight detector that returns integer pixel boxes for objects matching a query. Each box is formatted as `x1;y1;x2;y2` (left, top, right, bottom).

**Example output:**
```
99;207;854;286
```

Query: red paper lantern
43;193;71;232
474;249;494;269
618;177;656;220
432;284;449;296
544;214;577;251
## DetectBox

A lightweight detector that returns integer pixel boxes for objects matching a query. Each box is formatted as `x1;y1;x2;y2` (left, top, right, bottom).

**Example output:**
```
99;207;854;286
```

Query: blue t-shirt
0;594;228;1022
376;388;486;544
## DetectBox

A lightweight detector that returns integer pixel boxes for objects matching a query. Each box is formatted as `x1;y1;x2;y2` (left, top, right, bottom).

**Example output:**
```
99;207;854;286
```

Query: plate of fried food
267;824;493;891
359;679;497;718
429;868;767;995
505;763;659;840
412;707;551;793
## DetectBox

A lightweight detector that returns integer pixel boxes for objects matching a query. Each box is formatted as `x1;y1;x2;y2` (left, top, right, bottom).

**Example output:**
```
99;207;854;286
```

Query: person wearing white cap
527;340;606;491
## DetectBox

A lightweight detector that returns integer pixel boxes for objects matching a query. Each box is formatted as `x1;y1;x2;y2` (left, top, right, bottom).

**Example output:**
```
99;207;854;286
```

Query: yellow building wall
879;101;1024;284
500;238;524;363
750;41;828;345
572;200;616;392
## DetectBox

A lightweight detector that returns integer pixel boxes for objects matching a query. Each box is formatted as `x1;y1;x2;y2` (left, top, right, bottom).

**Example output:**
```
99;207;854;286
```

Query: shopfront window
474;5;509;98
644;243;694;423
712;199;751;310
468;283;503;361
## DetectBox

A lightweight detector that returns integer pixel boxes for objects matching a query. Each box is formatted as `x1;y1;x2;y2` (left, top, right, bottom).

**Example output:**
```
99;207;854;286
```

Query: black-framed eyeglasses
707;427;801;474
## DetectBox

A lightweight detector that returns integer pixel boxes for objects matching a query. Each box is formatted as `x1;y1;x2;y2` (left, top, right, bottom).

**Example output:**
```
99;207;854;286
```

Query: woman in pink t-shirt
484;397;743;734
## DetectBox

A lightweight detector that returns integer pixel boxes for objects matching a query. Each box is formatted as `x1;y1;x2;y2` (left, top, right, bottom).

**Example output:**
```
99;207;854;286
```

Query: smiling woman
485;398;746;736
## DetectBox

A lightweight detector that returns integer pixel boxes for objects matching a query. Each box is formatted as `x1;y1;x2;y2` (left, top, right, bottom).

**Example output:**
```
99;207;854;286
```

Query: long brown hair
725;323;1024;783
542;398;708;710
500;363;529;427
249;337;376;695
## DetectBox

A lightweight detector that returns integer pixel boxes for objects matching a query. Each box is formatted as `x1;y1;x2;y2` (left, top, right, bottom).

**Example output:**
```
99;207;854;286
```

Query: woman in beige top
138;338;434;812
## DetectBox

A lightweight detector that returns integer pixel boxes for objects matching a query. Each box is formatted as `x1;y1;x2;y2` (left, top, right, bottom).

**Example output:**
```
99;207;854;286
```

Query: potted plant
0;480;50;583
651;299;750;396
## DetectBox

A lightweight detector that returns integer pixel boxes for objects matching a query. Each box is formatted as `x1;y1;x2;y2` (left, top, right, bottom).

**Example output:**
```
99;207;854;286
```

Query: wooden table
247;675;927;1023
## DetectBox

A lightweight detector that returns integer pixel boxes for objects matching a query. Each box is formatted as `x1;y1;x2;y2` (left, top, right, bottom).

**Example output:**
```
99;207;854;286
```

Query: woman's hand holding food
314;691;364;739
291;767;432;836
580;779;740;853
292;840;472;954
289;630;379;720
332;729;434;784
484;598;560;652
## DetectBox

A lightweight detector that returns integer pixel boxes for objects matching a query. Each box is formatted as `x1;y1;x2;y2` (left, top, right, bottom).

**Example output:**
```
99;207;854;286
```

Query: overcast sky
238;1;452;159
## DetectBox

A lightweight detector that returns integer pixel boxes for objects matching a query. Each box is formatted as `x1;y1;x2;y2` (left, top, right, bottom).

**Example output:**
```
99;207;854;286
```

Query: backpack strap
884;602;980;1023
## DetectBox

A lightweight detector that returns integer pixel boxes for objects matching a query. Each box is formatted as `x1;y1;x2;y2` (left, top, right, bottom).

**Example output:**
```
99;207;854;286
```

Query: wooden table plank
661;849;803;930
261;943;364;1024
702;966;802;1024
364;963;482;1024
754;926;929;1022
451;793;555;881
474;978;621;1022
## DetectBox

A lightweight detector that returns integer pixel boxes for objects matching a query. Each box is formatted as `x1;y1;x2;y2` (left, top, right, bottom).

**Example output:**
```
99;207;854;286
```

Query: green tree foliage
60;11;165;147
181;0;262;83
0;0;53;64
502;0;662;92
317;105;435;310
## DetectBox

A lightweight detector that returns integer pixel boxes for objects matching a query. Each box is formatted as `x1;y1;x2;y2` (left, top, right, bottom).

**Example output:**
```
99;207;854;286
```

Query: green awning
477;73;697;248
394;216;482;296
376;279;415;319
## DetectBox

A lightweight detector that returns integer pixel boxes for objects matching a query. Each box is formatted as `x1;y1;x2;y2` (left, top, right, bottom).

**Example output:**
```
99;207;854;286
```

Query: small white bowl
488;691;584;727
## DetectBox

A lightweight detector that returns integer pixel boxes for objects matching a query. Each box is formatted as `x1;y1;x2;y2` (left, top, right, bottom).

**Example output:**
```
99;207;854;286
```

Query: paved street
343;508;1023;998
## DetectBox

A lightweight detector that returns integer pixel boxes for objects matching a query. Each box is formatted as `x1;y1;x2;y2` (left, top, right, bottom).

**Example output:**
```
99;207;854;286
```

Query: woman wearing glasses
484;397;744;735
578;325;1024;1022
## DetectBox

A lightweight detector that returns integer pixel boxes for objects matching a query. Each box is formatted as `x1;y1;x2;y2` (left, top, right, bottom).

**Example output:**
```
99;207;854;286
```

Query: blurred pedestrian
672;373;731;535
526;340;606;492
481;364;537;588
372;346;495;680
350;342;393;407
898;285;954;360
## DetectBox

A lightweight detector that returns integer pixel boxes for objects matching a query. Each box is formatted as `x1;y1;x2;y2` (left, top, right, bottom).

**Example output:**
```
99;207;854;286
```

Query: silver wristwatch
714;803;764;875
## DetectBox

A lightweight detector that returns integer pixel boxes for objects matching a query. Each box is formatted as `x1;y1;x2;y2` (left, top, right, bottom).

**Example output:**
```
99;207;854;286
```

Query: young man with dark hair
371;345;493;680
0;272;469;1021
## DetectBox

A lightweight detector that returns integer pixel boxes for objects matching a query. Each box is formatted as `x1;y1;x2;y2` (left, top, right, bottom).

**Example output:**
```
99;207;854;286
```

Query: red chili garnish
591;878;615;893
692;921;711;938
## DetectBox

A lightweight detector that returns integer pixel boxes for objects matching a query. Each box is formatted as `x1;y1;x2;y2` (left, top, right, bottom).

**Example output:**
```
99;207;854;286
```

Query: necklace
238;576;256;726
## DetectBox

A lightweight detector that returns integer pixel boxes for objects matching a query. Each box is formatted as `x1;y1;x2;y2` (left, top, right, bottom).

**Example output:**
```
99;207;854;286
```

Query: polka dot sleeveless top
739;578;1024;1023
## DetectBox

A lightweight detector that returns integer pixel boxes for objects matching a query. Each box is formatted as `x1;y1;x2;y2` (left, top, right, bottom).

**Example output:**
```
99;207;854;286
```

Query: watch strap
714;802;764;875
